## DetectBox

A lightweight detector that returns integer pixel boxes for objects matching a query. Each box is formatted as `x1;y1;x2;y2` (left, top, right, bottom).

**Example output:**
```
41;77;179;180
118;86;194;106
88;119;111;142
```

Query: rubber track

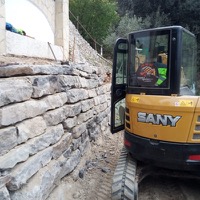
112;147;138;200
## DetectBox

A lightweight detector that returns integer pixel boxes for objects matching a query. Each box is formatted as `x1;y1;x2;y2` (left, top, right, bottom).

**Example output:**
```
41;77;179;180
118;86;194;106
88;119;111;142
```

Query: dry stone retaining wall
69;21;112;67
0;62;111;200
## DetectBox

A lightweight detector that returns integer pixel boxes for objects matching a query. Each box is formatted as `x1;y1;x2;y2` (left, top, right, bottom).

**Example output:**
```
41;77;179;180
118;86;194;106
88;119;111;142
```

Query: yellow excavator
111;26;199;199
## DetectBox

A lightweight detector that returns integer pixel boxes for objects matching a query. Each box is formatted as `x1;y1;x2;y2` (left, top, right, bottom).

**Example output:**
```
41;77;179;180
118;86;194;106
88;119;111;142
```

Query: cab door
111;38;128;133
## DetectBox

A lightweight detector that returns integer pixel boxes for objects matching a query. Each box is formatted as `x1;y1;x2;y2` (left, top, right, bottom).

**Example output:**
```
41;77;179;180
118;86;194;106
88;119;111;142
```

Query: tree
117;0;135;17
117;0;200;31
69;0;119;50
117;0;200;68
143;6;171;28
103;15;150;57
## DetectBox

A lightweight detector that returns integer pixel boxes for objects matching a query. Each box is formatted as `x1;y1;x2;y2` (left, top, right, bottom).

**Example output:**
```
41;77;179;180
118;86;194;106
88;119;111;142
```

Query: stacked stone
0;63;111;200
69;21;112;68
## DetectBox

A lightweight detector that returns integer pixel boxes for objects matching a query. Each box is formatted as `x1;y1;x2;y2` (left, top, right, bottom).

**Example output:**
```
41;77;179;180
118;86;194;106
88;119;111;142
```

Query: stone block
0;127;17;156
0;77;33;107
45;92;68;109
10;150;81;200
63;146;72;158
96;84;108;95
67;89;89;103
94;102;108;114
43;107;69;126
0;175;11;189
10;160;60;200
81;130;89;143
74;63;94;74
66;103;81;117
81;99;94;112
0;99;49;127
87;78;99;89
7;147;53;191
77;109;94;124
58;149;81;180
72;137;82;151
52;132;72;159
31;75;61;98
88;88;97;98
86;118;97;133
59;75;81;90
0;186;10;200
0;125;64;170
79;137;90;156
96;111;107;124
0;93;69;127
77;76;88;88
93;95;108;106
0;144;31;170
89;125;101;141
72;123;87;139
63;116;77;129
27;124;64;155
0;65;73;77
16;117;47;144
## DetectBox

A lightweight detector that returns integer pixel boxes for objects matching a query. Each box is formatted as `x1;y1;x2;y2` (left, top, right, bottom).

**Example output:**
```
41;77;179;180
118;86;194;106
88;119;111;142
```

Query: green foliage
103;15;150;57
117;0;200;68
69;0;119;50
143;6;171;28
103;1;171;57
70;0;200;65
117;0;200;32
116;15;145;36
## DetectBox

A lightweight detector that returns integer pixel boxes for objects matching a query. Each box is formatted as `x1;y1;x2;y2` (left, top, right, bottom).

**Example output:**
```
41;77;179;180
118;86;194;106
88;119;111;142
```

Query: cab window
115;43;128;84
180;31;197;95
130;31;170;88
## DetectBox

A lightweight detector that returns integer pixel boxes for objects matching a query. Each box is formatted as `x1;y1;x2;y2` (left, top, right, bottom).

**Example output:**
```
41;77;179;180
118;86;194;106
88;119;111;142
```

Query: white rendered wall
0;0;69;61
6;31;64;61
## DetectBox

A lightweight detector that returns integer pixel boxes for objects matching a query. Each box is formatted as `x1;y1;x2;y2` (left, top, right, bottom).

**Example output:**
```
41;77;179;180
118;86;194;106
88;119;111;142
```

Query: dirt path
139;176;200;200
47;131;200;200
47;132;124;200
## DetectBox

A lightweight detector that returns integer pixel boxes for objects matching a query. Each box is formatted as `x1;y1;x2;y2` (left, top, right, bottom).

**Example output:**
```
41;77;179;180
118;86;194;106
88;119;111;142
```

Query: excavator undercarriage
111;147;200;200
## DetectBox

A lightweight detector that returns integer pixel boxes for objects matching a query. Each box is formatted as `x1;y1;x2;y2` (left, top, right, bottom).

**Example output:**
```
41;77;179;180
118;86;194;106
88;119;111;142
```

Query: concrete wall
29;0;55;32
6;31;64;61
0;63;111;200
0;0;69;61
0;0;6;55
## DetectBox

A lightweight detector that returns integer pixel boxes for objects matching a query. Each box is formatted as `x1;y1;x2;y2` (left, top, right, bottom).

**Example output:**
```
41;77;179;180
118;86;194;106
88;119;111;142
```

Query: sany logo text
137;112;181;127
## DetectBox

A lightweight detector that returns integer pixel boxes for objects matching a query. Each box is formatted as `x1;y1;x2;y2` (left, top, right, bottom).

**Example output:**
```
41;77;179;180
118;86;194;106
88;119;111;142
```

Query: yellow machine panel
187;98;200;142
125;94;199;143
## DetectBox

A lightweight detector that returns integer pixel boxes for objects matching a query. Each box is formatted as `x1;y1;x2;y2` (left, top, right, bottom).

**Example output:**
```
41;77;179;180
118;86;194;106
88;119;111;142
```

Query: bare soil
47;132;124;200
47;130;200;200
139;176;200;200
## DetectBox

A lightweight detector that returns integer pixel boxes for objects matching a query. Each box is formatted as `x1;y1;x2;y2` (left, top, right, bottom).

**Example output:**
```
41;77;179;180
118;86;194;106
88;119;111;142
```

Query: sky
5;0;54;43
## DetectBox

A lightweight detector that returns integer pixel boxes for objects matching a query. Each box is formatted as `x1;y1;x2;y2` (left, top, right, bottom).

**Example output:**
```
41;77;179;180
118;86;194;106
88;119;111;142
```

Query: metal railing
69;10;103;56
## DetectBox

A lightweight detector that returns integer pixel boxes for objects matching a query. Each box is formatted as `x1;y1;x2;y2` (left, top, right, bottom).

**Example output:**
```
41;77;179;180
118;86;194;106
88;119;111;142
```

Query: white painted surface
5;0;54;43
6;31;64;61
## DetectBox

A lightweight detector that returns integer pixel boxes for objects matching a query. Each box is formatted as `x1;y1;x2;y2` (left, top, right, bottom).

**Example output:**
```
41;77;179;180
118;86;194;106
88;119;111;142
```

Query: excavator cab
111;26;198;200
111;26;197;134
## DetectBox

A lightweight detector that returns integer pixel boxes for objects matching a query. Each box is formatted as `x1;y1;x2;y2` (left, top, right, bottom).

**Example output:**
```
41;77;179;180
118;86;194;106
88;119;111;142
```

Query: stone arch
0;0;69;60
28;0;55;34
